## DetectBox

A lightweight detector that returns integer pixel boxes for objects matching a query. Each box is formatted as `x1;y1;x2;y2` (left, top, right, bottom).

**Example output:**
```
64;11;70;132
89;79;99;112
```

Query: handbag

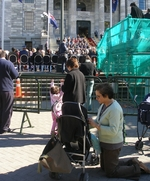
38;137;73;173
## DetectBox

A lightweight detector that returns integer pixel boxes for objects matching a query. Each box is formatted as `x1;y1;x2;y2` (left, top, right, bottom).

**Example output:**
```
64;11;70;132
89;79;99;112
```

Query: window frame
24;11;34;31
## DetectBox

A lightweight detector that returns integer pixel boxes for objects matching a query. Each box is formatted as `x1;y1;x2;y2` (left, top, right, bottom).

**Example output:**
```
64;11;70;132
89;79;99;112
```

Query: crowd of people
2;35;97;73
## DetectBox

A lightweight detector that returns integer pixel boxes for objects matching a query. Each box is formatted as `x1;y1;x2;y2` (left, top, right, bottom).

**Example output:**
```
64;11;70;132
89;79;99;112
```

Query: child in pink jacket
50;79;64;136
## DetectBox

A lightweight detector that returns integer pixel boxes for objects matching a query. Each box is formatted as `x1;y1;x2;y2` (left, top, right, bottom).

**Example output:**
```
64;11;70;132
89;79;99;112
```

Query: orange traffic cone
15;78;22;97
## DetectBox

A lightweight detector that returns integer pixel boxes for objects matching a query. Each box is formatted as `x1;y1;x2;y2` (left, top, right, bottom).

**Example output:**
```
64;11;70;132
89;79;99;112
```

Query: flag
49;13;58;29
112;0;118;13
19;0;22;2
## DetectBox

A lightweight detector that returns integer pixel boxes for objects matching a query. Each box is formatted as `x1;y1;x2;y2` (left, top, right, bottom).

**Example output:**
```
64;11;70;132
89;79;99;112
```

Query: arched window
77;2;86;11
54;0;67;10
54;2;61;10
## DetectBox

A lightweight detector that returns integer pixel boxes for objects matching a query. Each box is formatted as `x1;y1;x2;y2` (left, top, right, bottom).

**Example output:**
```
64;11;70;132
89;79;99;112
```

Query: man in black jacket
79;55;96;111
58;39;68;73
130;2;144;18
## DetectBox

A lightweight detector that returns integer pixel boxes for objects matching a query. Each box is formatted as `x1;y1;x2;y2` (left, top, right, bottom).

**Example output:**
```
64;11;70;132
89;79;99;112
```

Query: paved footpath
1;111;150;181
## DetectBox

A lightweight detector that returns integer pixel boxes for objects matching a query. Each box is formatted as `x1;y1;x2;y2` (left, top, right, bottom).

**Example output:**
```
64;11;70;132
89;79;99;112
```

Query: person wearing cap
0;50;19;134
130;2;144;18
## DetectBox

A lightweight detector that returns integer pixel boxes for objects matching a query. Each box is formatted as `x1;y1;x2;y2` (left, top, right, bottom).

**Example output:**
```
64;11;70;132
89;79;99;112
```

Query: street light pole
60;0;64;43
47;0;50;49
1;0;5;49
47;16;50;50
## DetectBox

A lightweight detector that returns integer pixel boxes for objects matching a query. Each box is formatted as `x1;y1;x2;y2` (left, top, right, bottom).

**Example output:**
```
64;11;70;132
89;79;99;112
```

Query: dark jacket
59;42;68;54
0;58;19;91
144;12;150;19
62;68;85;104
79;60;96;80
31;51;43;63
19;49;29;58
131;6;144;18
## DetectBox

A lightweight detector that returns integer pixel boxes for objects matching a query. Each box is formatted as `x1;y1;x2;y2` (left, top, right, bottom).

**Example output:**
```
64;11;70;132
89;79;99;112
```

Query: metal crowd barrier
13;72;102;133
107;75;150;117
14;73;150;133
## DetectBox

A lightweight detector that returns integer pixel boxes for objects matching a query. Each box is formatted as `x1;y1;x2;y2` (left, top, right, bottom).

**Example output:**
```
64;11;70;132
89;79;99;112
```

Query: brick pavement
1;111;150;181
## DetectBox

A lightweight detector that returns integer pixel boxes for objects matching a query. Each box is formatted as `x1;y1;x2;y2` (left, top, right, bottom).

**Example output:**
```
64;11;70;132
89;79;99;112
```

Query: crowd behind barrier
4;36;97;73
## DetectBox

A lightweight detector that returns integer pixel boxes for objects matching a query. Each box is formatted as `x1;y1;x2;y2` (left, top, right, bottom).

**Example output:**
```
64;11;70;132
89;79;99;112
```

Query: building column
68;0;76;37
96;0;104;36
94;0;99;35
120;0;126;20
146;0;150;9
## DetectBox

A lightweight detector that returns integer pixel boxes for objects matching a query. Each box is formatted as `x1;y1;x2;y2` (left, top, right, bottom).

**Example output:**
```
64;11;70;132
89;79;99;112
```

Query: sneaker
0;128;12;134
132;158;150;174
49;172;62;180
88;153;99;166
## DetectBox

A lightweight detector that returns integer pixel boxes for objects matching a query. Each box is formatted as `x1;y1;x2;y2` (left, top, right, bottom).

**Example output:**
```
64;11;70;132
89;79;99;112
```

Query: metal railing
14;73;150;133
13;72;102;133
107;75;150;117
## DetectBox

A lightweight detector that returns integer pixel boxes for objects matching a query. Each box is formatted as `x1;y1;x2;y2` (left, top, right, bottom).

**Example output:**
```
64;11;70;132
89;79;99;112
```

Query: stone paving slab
0;112;150;181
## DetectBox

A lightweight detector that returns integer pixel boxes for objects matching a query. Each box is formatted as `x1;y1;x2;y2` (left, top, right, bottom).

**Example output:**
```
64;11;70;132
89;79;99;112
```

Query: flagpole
47;14;50;50
60;0;64;43
110;0;112;27
47;0;50;50
1;0;5;49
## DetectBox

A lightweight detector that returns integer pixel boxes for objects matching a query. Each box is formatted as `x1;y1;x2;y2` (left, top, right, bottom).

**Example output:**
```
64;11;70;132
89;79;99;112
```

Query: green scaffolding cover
96;15;150;76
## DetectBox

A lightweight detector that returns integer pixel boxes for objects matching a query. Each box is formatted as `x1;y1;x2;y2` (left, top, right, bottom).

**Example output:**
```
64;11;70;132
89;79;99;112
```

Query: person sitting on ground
89;83;150;180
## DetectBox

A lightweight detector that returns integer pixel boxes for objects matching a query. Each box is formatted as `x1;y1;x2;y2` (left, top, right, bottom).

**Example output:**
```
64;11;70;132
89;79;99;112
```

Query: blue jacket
0;58;19;91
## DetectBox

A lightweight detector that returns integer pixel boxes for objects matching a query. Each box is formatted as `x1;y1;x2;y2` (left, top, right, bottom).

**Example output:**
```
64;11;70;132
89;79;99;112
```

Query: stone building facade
0;0;149;51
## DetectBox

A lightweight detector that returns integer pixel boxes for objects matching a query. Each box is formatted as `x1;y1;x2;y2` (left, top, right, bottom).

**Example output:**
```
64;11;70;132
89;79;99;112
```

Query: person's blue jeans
86;80;94;111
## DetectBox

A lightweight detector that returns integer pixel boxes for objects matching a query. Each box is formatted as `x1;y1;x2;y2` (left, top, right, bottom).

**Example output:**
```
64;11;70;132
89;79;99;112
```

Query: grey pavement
1;111;150;181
